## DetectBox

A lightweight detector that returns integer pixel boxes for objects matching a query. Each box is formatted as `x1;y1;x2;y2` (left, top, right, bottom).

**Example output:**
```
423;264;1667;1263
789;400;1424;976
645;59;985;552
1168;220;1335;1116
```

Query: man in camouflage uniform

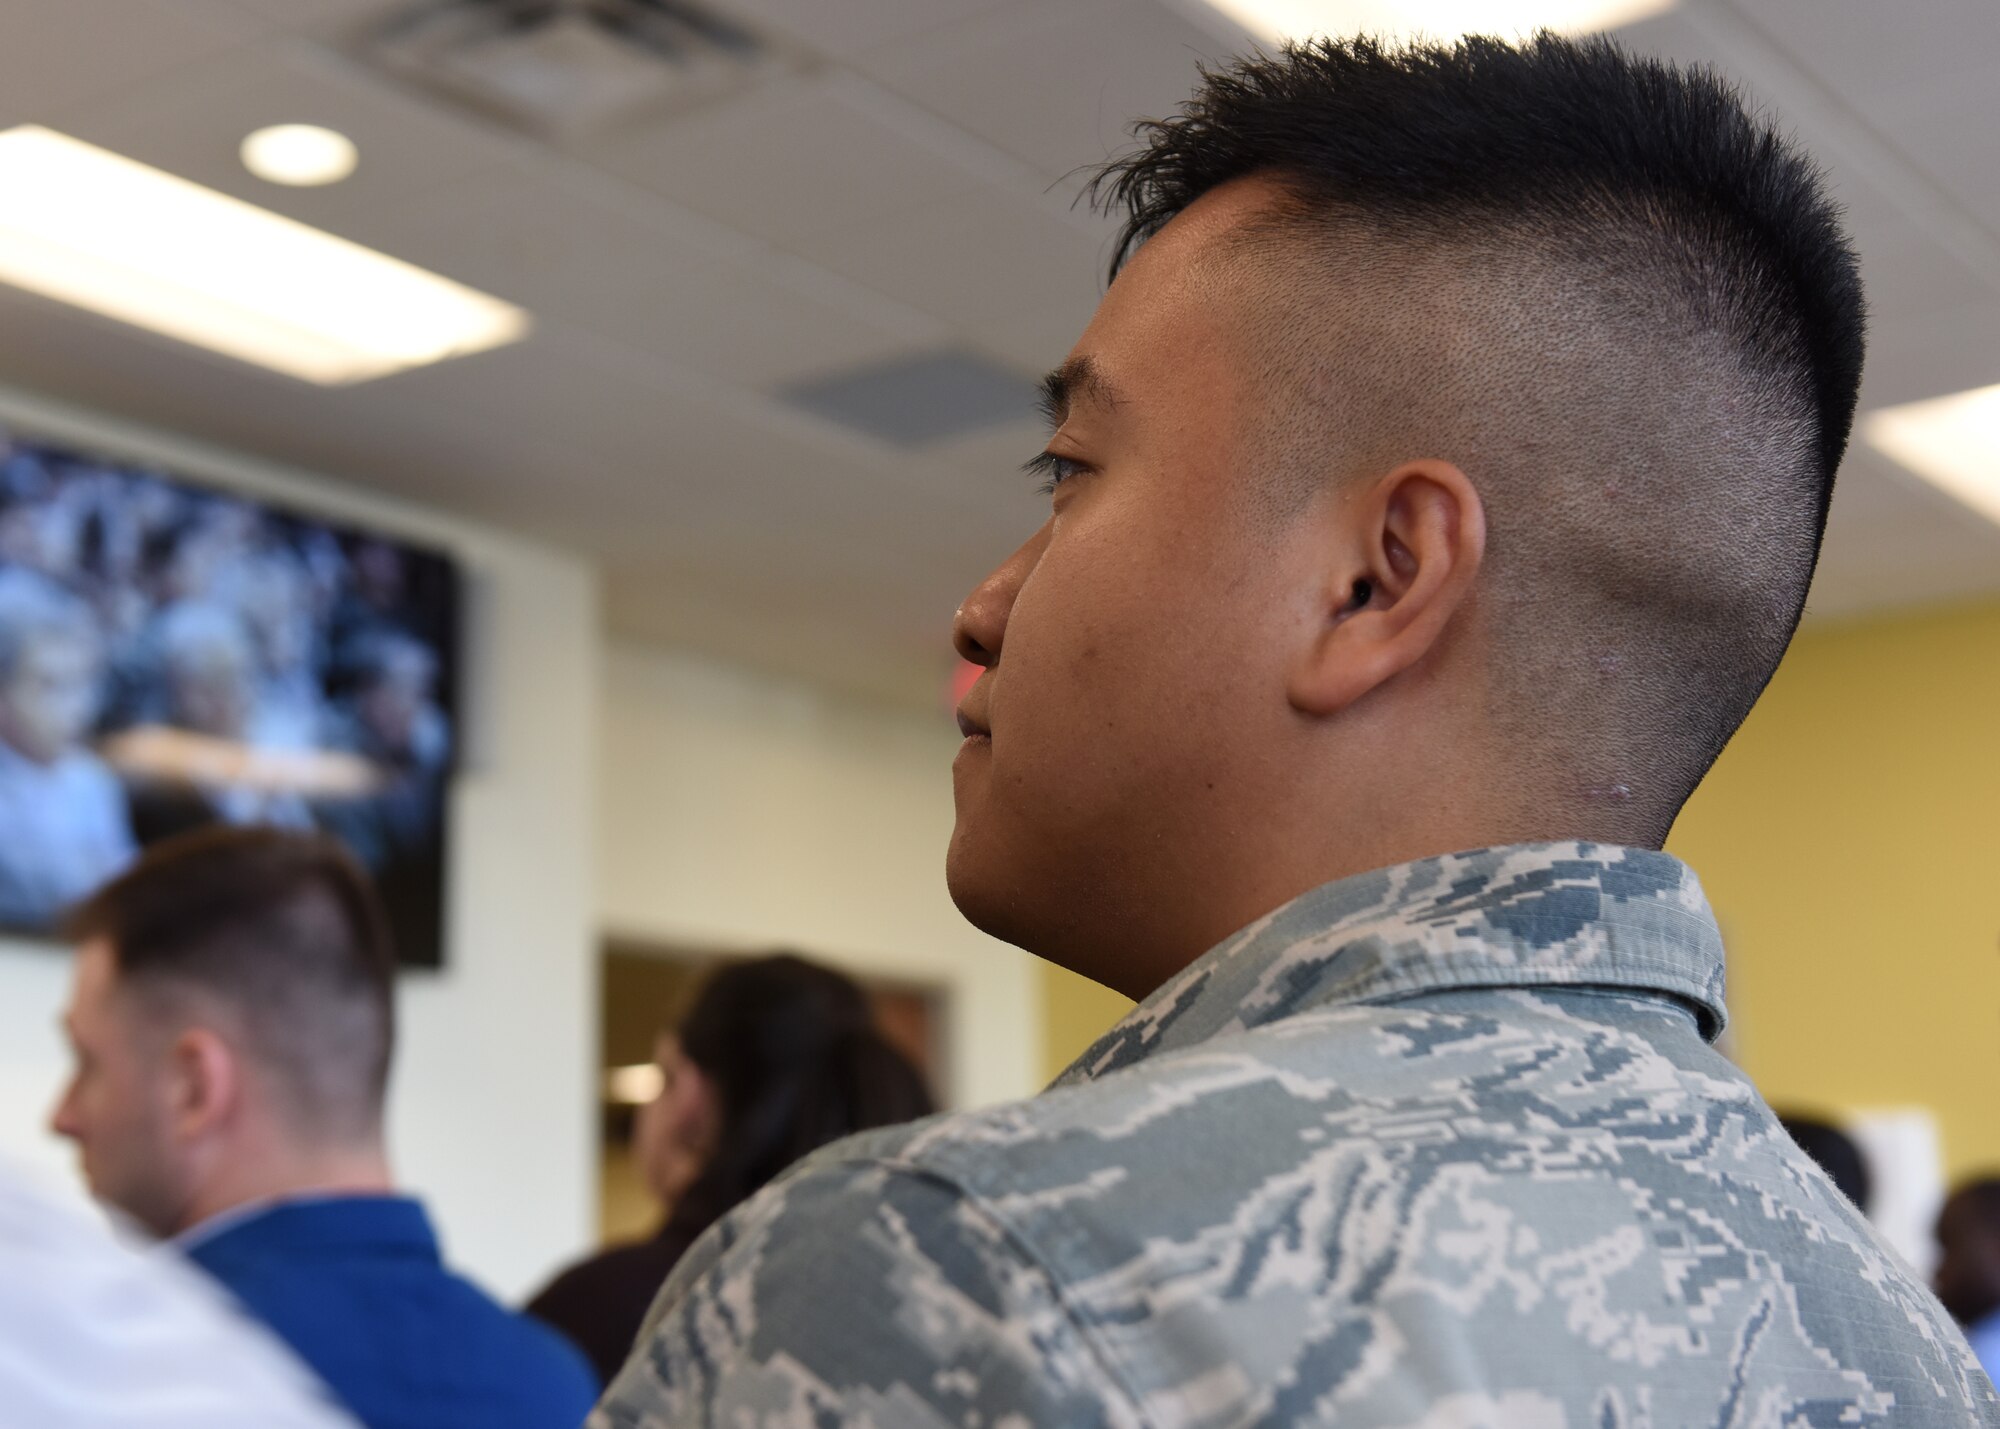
595;33;2000;1428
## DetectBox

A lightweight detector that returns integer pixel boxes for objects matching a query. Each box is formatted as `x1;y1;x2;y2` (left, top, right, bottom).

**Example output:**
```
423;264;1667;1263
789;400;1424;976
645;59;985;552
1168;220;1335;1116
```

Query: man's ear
1288;459;1486;717
167;1027;241;1144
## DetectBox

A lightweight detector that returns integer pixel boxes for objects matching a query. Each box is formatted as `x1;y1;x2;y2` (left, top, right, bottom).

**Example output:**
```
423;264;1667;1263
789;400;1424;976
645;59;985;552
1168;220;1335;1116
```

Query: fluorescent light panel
1862;385;2000;528
0;126;528;384
1208;0;1675;44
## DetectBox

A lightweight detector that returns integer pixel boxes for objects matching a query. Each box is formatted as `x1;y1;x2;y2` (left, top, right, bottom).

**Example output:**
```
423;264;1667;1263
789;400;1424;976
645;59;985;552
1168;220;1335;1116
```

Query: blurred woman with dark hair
526;953;935;1385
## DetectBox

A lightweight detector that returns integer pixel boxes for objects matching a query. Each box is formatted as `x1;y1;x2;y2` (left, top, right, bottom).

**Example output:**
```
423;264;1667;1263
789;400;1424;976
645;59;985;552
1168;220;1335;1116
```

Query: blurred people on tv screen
0;429;455;961
49;826;595;1429
0;569;135;925
124;601;317;838
527;954;935;1386
320;630;449;870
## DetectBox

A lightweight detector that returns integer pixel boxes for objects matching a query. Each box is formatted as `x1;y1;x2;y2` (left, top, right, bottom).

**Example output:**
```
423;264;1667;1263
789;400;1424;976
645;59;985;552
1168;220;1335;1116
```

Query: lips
955;708;989;739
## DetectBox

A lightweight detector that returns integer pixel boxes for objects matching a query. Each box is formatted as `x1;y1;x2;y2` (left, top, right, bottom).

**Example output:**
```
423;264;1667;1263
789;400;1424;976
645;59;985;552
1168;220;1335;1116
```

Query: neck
1096;800;1586;1001
177;1138;394;1237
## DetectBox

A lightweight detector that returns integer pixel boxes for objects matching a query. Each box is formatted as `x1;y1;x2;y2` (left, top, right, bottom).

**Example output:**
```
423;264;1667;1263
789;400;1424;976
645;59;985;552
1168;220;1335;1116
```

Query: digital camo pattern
593;843;1999;1428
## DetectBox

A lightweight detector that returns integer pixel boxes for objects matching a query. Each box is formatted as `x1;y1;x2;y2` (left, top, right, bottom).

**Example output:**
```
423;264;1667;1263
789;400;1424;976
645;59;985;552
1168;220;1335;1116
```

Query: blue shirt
1969;1311;2000;1391
596;842;1999;1427
185;1195;596;1429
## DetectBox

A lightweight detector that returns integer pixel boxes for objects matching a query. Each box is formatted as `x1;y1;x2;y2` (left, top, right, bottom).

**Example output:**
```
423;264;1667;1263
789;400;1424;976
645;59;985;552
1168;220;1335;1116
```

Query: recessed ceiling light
240;123;358;187
0;125;528;385
1862;384;2000;528
1205;0;1675;44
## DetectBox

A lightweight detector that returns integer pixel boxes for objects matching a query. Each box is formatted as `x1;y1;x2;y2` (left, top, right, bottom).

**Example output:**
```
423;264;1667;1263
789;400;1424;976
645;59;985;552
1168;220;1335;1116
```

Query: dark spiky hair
1091;33;1863;494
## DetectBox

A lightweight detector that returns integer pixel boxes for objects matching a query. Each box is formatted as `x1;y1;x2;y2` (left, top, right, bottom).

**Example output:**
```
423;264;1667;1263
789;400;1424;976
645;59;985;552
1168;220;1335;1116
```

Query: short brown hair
67;826;397;1139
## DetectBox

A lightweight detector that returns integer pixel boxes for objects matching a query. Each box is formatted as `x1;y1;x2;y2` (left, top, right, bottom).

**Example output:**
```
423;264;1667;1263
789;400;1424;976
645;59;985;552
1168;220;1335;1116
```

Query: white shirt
0;1160;357;1428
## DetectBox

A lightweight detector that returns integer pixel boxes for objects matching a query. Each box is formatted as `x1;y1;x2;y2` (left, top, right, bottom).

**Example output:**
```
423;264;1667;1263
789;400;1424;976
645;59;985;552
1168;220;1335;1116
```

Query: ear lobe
1288;460;1486;718
169;1029;240;1142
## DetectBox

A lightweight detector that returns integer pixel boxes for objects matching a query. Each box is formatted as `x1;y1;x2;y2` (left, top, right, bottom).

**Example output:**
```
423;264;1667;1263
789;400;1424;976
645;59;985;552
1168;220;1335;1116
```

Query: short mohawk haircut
1090;32;1864;501
1085;34;1868;839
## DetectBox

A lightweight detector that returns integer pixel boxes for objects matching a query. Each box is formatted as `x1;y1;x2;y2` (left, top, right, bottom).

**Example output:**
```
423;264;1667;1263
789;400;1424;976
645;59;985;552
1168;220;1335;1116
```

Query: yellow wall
1039;598;2000;1176
1040;964;1135;1084
1667;597;2000;1179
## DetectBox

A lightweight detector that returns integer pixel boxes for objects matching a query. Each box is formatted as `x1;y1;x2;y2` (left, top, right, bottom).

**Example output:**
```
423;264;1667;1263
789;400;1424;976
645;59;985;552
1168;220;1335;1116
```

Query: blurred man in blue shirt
51;826;597;1429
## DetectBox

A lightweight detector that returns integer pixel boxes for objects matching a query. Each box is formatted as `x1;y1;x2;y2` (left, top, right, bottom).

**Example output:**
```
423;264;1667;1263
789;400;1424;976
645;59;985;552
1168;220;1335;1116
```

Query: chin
943;828;989;925
945;828;1029;950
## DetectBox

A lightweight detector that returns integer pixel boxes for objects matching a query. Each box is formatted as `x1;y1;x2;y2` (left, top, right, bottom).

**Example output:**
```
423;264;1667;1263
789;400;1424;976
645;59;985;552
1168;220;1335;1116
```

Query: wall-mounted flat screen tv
0;425;458;967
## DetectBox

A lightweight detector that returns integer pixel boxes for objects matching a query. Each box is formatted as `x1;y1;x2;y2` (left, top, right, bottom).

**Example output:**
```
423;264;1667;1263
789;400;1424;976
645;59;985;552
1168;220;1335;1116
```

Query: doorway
595;938;948;1241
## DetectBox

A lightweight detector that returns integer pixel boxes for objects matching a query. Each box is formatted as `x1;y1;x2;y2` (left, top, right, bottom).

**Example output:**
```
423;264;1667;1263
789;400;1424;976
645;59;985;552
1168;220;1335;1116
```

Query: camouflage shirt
593;843;1999;1428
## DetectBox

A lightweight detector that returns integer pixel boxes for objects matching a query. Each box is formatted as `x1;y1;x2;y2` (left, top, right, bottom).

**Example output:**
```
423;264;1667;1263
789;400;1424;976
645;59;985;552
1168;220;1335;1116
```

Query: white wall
0;386;599;1302
600;644;1043;1111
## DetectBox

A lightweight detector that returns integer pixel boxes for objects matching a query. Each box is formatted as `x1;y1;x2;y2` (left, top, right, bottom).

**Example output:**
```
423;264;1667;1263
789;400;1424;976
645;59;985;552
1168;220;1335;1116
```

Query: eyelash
1023;451;1086;495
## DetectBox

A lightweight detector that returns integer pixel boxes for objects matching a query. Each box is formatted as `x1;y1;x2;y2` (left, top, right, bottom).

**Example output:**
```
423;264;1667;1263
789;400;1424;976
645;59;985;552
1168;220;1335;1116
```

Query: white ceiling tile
1859;297;2000;410
198;0;390;24
0;0;245;126
361;158;928;387
151;0;286;41
1807;447;2000;621
1833;177;2000;329
589;71;989;247
1601;7;1744;73
860;0;1234;185
802;180;1110;338
715;0;1017;61
370;324;1014;550
376;333;873;516
1723;0;2000;105
1858;61;2000;228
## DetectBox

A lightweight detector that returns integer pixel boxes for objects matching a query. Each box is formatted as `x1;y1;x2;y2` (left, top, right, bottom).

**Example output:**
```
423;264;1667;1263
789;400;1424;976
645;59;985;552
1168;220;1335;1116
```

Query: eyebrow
1037;355;1124;429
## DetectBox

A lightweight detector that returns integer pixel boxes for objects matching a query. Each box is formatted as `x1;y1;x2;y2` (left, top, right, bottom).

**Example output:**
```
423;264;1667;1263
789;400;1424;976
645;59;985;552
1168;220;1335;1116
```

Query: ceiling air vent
781;350;1041;449
361;0;786;140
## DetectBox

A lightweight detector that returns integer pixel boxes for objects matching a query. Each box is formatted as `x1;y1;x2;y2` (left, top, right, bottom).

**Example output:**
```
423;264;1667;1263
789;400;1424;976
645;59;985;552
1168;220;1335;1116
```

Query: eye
1023;451;1087;495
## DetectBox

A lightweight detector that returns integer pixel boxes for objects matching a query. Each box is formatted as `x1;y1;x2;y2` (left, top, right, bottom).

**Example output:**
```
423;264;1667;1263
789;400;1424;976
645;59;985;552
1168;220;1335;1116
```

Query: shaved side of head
66;826;397;1145
1092;35;1864;844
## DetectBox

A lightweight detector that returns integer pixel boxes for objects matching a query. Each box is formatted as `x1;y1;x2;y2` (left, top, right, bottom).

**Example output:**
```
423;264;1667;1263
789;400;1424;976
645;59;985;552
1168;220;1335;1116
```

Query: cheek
998;522;1160;736
999;510;1272;786
666;1082;712;1150
633;1097;667;1164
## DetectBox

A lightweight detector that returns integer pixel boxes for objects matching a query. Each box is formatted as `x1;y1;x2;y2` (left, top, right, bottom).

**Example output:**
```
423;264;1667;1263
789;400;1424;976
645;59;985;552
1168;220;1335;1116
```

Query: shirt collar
1055;841;1727;1088
178;1193;438;1265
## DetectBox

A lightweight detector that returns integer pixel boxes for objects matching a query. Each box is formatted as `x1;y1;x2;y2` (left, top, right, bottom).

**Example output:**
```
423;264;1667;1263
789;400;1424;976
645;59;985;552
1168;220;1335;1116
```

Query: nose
953;523;1047;671
48;1084;79;1142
